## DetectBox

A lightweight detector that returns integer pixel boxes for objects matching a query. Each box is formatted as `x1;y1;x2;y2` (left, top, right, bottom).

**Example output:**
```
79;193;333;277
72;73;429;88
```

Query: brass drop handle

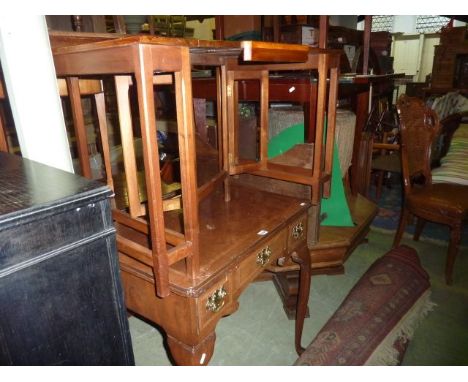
206;286;227;313
256;246;272;266
292;222;304;239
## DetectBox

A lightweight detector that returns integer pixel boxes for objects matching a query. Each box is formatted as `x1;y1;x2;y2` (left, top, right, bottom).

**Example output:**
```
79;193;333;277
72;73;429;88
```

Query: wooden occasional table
52;36;339;365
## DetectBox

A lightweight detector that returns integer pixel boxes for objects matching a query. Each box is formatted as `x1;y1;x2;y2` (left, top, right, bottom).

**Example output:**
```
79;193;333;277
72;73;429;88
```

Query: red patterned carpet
295;245;435;366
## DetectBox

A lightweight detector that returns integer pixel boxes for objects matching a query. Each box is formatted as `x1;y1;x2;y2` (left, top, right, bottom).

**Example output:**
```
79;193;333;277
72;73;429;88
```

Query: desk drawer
239;228;287;287
197;276;232;330
287;214;307;252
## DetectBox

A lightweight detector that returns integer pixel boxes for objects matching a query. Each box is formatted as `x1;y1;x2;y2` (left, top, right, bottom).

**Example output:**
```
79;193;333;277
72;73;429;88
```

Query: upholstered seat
407;183;468;220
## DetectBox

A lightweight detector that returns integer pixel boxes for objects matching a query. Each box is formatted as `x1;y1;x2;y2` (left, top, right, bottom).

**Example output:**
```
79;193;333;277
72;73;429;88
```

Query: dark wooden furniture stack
0;152;134;365
394;95;468;285
51;35;342;364
430;26;468;91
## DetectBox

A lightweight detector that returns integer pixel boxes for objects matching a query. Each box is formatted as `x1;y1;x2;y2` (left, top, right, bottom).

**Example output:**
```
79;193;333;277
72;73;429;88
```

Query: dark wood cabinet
0;152;134;365
431;26;468;90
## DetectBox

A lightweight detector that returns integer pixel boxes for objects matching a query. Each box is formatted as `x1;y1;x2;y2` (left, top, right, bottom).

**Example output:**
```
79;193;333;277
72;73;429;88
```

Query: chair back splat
397;95;441;195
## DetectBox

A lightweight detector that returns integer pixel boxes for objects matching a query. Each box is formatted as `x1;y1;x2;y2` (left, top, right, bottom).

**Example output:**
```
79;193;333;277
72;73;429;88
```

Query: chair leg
375;170;384;200
445;224;462;285
413;218;426;241
393;206;409;248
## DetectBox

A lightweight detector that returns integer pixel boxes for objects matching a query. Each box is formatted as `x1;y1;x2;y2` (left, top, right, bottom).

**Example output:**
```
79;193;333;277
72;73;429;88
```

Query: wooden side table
52;36;314;364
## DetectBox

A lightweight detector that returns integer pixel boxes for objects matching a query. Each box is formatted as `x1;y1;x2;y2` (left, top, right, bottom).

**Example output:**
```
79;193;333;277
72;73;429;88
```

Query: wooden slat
319;16;329;49
134;44;170;297
250;166;315;186
219;66;231;202
174;46;200;279
167;243;192;266
164;228;186;246
363;16;372;75
117;235;153;267
232;70;263;81
112;209;186;246
58;78;103;96
197;171;227;201
66;77;92;178
374;143;400;150
311;53;329;205
323;63;339;198
230;161;262;175
113;209;149;233
94;92;114;191
118;235;192;268
153;74;173;85
162;196;181;211
114;75;145;218
215;68;224;169
321;173;331;183
259;70;269;167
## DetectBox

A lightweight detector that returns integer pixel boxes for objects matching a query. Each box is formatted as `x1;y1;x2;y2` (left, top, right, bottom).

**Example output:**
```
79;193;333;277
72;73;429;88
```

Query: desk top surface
163;183;309;291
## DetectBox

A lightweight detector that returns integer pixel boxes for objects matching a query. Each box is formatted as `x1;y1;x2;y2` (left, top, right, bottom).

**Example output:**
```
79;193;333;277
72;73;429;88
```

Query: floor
128;228;468;366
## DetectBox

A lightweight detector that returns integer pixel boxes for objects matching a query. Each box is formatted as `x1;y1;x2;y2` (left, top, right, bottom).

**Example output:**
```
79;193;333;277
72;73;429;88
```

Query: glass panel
416;16;450;34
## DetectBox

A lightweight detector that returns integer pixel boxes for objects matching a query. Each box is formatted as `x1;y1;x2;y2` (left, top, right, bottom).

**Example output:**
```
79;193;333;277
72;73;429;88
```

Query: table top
51;32;338;64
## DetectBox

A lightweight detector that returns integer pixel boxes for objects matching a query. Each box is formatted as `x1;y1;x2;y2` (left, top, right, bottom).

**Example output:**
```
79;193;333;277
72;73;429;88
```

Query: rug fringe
364;290;436;366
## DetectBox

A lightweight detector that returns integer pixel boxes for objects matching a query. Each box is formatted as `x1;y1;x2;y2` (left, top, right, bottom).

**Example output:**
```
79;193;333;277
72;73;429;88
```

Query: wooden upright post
319;16;329;49
363;16;372;74
215;16;224;40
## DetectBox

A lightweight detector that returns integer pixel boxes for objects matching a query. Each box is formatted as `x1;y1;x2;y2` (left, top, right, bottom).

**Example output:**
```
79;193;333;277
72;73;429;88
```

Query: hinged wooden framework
224;50;340;205
53;35;340;299
54;41;199;298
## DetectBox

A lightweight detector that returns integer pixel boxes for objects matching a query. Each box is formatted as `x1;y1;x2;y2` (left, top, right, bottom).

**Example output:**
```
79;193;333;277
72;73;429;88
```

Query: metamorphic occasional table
52;34;340;365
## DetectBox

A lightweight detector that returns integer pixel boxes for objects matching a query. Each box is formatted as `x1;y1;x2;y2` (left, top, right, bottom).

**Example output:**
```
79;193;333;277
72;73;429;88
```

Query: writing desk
52;35;339;364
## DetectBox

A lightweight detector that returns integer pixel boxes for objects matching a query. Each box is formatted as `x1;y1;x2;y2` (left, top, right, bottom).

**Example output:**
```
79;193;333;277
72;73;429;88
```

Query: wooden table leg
292;243;311;355
350;89;370;195
166;332;216;366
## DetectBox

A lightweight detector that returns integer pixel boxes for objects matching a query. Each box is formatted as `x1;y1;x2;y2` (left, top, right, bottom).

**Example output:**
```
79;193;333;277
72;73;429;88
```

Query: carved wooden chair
394;95;468;284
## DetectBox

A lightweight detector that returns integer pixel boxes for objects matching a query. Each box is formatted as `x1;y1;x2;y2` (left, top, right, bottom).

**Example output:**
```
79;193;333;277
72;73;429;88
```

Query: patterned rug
295;245;435;366
369;177;468;247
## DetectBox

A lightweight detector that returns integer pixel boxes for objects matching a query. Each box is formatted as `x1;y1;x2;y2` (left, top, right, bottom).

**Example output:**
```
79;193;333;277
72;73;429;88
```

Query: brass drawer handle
292;222;304;239
256;246;272;266
206;286;227;313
